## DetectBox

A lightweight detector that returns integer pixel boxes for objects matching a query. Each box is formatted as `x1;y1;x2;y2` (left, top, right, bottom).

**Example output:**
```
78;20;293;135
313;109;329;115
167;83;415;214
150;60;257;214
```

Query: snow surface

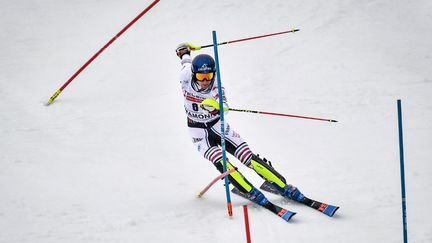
1;0;432;242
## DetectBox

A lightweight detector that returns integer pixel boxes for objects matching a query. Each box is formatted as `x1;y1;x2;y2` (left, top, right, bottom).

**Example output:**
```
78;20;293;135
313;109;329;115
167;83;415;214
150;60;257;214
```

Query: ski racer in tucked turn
175;42;338;218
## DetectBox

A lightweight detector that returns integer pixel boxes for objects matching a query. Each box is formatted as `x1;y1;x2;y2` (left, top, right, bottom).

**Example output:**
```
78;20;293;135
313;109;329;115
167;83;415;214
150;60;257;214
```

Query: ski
231;187;296;222
260;181;339;217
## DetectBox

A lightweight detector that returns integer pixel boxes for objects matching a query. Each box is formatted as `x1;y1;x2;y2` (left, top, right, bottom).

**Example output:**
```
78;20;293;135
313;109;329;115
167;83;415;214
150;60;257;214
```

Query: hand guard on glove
200;98;228;115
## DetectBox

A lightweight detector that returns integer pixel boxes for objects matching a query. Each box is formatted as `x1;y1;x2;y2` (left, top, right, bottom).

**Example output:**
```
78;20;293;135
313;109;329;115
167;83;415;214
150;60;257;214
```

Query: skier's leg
208;122;253;165
213;159;252;193
249;154;305;203
206;122;304;202
206;123;304;202
204;144;269;206
249;154;286;186
188;125;268;205
213;158;268;206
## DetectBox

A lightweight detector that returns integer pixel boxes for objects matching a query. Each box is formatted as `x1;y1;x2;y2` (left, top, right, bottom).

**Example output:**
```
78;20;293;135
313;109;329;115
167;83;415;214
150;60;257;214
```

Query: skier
175;42;305;207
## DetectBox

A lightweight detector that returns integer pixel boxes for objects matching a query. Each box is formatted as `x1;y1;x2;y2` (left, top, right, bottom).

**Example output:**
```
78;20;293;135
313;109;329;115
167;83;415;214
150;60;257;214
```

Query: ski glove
200;98;229;115
175;42;201;59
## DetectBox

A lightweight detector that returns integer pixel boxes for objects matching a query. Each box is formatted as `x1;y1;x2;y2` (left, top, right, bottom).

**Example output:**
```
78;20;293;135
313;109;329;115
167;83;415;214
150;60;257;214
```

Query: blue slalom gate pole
213;30;233;217
397;99;408;243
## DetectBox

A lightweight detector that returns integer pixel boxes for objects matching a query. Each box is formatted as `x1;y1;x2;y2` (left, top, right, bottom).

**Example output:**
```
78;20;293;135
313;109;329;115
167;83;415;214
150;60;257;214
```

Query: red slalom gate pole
46;0;160;106
199;29;299;49
243;205;252;243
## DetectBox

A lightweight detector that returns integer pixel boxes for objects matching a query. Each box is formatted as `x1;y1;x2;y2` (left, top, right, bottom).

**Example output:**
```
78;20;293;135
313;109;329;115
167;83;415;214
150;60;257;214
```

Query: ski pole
197;168;236;198
199;29;299;49
229;108;338;123
45;0;160;106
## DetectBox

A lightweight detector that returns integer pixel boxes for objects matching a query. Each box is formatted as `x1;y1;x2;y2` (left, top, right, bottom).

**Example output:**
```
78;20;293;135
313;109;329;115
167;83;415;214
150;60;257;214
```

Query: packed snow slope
1;0;431;242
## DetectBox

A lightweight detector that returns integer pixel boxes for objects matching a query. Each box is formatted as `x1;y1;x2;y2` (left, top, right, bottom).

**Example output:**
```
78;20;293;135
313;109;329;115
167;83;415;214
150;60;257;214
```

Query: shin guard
249;154;287;188
249;154;305;202
214;161;253;194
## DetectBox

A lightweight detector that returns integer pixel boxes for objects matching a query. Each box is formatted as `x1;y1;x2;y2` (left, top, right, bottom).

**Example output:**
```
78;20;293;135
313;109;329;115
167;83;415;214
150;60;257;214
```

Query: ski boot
271;183;305;203
247;187;269;206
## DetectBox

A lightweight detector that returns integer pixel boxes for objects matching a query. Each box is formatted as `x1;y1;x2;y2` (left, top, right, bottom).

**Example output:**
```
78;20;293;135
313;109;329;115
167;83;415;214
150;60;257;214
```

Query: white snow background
1;0;431;242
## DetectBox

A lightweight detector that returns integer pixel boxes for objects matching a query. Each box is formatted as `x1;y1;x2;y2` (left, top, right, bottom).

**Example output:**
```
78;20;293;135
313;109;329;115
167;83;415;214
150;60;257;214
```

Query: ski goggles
195;72;214;81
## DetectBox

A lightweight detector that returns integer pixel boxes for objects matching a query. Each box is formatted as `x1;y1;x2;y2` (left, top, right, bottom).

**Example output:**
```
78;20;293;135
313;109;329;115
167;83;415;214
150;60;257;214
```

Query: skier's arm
175;42;200;65
176;43;193;87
